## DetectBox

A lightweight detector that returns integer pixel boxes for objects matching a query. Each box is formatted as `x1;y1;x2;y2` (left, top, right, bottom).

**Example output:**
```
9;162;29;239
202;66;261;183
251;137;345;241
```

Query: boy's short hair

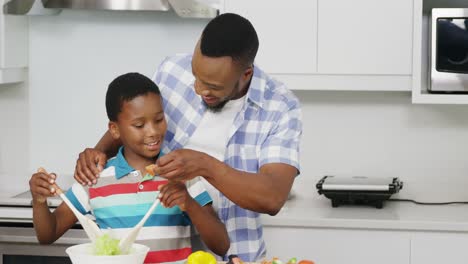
106;72;161;121
200;13;259;68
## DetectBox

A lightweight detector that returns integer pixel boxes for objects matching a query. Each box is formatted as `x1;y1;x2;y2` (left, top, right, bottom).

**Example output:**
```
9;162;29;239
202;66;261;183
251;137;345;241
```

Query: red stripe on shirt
89;181;168;198
144;248;191;263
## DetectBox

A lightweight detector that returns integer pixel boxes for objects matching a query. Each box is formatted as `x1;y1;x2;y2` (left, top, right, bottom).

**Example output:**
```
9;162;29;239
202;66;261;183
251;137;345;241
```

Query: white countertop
3;189;468;233
261;193;468;232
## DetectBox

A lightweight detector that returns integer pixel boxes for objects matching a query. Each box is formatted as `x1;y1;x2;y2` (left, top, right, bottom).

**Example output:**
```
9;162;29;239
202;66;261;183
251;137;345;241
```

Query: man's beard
203;98;229;113
204;80;240;113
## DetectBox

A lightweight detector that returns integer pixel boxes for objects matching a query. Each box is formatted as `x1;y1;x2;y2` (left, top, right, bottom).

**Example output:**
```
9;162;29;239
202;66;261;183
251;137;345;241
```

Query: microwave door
436;18;468;73
430;9;468;93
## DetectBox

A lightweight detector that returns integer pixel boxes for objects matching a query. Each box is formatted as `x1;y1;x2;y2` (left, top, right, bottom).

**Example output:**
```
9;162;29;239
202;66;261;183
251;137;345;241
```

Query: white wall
0;80;30;194
28;10;207;189
296;90;468;201
2;10;468;201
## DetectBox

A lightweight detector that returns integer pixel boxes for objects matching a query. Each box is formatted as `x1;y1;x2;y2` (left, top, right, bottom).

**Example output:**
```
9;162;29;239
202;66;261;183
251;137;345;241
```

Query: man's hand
151;149;214;182
74;148;107;186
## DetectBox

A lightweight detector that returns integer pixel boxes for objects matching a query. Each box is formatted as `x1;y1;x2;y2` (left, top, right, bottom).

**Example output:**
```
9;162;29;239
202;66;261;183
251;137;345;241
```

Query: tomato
298;260;315;264
186;250;217;264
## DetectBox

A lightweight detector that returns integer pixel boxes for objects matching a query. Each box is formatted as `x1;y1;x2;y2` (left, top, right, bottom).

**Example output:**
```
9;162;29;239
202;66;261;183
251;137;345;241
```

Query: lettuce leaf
93;234;121;256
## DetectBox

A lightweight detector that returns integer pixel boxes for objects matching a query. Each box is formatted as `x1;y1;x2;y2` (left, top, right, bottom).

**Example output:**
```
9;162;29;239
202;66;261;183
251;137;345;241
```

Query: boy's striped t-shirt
65;148;212;264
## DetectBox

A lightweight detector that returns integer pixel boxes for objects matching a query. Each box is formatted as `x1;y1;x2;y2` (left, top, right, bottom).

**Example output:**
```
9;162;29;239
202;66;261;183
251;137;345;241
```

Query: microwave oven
429;8;468;93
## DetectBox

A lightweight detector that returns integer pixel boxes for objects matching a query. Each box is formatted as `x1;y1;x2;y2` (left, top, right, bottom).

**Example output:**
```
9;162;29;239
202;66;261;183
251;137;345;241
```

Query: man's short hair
106;72;160;121
200;13;259;68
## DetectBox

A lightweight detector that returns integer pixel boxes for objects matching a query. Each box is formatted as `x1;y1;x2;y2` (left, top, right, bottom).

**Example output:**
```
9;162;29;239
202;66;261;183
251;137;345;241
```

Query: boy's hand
158;181;193;211
29;170;57;204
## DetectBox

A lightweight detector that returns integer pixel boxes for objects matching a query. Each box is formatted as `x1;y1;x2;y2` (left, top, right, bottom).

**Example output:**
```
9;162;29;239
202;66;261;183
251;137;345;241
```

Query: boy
29;72;229;263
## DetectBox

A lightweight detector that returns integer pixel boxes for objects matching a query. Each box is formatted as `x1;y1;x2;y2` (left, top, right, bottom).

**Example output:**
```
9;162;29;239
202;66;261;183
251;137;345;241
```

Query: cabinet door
0;13;28;83
263;227;410;264
223;0;317;74
411;233;468;264
317;0;413;75
1;15;28;68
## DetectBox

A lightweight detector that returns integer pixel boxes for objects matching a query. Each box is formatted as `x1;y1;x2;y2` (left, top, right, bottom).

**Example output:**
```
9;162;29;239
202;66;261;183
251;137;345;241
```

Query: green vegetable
93;234;121;256
287;257;298;264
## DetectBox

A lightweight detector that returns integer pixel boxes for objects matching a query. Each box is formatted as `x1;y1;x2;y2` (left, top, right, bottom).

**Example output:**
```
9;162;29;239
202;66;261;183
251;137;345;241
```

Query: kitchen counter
262;193;468;232
3;189;468;234
2;192;468;264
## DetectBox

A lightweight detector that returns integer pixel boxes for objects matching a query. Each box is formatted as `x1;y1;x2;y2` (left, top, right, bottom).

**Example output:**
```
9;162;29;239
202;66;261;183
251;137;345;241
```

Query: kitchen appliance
316;176;403;209
0;190;61;223
429;8;468;93
0;190;88;263
4;0;219;18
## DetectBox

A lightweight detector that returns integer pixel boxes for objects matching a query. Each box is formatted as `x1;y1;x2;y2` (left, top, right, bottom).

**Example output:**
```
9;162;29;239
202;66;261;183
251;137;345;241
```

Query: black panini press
316;175;403;209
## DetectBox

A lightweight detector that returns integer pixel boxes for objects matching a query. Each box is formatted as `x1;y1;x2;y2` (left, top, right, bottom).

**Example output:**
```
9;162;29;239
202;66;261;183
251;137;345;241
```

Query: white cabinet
263;226;411;264
0;10;28;84
223;0;317;74
263;225;468;264
411;233;468;264
223;0;413;91
317;0;413;75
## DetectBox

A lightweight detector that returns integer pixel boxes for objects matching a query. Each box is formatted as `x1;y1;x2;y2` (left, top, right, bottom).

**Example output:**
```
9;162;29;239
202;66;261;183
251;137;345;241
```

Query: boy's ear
108;121;120;140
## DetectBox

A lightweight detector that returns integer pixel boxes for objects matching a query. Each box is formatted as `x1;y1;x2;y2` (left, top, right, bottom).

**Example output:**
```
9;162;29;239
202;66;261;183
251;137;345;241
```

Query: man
74;13;302;261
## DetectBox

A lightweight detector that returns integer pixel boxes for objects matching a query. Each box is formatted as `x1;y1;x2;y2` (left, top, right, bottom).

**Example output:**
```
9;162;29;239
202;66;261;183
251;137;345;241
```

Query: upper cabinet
0;11;28;84
317;0;413;75
222;0;414;91
223;0;318;74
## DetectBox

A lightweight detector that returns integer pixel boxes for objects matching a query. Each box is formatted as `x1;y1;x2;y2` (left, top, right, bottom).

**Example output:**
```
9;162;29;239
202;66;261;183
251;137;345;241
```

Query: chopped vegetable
240;255;315;264
297;260;315;264
272;257;283;264
93;234;121;256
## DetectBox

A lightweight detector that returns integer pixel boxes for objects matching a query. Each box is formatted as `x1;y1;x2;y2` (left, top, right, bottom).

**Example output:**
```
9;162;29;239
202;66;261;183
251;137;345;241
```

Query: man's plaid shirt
154;54;302;262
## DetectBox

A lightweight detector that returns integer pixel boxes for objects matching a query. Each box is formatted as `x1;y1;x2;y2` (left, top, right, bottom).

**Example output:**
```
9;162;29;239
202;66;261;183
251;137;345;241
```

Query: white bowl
66;243;149;264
